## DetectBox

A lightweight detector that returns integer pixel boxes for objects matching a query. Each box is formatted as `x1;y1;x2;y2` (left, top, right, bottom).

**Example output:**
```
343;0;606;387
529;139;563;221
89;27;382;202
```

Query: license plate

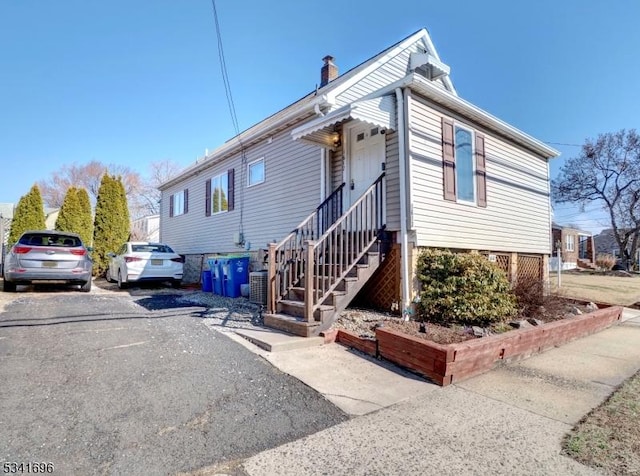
42;261;57;268
151;259;163;266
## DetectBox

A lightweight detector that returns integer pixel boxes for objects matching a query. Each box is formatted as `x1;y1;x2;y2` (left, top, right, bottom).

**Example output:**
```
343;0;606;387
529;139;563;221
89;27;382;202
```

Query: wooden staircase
265;174;386;337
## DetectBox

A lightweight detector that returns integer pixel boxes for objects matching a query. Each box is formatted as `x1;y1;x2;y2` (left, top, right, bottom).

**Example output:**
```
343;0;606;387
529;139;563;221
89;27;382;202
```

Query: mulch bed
335;295;594;345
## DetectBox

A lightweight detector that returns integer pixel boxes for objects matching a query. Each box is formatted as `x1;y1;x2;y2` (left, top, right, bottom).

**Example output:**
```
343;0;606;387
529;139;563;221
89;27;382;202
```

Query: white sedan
107;242;184;289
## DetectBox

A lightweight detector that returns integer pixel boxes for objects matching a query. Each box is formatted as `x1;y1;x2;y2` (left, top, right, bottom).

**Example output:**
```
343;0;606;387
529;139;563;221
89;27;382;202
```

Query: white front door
348;123;385;206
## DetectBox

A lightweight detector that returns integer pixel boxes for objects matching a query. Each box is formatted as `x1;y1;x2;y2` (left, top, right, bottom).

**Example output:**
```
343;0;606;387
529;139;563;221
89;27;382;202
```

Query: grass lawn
554;271;640;473
550;271;640;306
563;370;640;474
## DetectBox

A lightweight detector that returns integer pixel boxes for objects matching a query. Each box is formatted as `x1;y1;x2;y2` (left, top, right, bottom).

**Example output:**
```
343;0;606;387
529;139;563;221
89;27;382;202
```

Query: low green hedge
416;249;517;326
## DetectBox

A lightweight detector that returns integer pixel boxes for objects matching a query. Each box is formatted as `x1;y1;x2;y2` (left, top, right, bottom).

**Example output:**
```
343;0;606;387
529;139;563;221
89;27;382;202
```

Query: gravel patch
175;292;264;331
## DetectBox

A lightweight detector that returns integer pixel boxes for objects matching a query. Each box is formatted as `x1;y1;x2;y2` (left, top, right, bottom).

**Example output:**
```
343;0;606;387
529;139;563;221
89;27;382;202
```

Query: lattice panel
517;254;543;285
482;252;511;279
353;243;401;314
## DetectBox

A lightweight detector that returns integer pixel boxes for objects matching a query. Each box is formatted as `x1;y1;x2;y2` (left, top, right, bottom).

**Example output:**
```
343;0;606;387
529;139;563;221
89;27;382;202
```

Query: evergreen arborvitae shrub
92;174;130;276
76;187;94;247
8;185;46;246
416;249;517;326
56;187;93;247
55;187;81;234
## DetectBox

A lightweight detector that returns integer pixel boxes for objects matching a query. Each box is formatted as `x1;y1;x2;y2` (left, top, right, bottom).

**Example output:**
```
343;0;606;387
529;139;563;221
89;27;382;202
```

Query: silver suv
2;230;93;292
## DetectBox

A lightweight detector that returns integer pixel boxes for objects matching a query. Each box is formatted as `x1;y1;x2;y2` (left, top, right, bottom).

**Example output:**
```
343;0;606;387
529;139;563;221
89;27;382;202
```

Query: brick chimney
320;55;338;87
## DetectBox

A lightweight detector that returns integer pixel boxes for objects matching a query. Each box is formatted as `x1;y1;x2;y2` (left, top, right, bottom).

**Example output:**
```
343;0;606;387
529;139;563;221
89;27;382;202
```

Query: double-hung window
211;173;228;214
205;169;235;216
169;189;188;217
247;158;265;187
442;118;487;207
454;126;475;203
566;234;575;252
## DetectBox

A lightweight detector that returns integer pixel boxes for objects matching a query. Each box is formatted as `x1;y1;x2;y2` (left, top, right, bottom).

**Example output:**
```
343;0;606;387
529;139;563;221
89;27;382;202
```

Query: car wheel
80;279;92;292
117;270;127;290
106;270;116;283
2;280;16;292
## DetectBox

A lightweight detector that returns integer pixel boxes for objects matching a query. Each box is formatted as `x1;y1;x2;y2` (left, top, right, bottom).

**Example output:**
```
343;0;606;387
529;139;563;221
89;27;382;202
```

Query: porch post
267;243;277;313
304;241;315;322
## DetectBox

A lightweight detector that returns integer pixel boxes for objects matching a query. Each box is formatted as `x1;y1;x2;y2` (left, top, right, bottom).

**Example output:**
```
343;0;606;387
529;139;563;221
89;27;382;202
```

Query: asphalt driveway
0;287;347;475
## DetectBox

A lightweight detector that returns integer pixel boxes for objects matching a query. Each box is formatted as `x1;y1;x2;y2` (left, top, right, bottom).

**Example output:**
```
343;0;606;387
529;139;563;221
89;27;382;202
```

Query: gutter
159;94;331;190
362;74;559;159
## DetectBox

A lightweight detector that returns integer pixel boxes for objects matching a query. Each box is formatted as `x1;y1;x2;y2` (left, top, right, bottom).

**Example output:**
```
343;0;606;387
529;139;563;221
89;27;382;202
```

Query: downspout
396;87;411;313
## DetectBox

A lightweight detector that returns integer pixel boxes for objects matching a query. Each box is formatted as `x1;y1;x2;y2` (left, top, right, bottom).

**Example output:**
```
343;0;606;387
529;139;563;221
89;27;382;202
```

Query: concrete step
235;327;324;352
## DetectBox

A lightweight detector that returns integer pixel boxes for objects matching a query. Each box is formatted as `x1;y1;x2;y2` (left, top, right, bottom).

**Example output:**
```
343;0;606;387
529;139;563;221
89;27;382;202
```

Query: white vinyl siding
160;129;321;255
329;129;344;192
407;92;551;254
384;129;401;231
334;42;448;107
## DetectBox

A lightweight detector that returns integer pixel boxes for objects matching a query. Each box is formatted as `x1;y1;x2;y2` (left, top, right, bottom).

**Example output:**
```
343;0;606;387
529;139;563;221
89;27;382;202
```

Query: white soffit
292;96;396;149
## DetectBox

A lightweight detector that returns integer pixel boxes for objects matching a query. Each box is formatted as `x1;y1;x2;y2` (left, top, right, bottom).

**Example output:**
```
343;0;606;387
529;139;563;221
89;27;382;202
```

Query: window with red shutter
441;117;487;207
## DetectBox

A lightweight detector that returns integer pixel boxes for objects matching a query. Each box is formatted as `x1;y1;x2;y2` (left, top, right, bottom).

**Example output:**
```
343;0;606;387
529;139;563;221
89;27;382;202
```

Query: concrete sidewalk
215;308;640;475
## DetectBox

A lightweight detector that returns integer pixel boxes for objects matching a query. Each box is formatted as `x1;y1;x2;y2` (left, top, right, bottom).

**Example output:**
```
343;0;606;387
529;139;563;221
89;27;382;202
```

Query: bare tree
134;160;183;217
37;159;182;220
552;129;640;268
38;161;143;208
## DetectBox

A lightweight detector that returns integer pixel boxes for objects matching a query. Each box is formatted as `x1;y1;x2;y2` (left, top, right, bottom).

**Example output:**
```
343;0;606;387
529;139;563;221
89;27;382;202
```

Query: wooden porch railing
307;173;385;318
267;183;345;313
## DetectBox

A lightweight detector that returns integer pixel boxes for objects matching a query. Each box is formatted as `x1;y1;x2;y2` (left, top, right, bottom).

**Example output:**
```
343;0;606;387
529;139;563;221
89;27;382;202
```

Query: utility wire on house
211;0;240;138
210;0;246;243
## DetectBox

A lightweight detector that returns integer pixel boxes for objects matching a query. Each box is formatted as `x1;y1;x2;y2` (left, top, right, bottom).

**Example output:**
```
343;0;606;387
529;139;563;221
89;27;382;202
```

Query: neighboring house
550;223;595;271
44;208;59;230
594;228;640;269
159;29;558;335
0;203;15;271
131;215;160;242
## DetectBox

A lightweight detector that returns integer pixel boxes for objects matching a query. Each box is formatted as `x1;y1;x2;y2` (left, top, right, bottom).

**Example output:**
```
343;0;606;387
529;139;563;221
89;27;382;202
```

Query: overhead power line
210;0;246;239
211;0;241;138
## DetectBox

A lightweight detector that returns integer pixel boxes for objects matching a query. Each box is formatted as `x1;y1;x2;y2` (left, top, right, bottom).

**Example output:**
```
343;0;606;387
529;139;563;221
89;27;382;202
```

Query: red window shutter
184;188;189;214
475;133;487;208
205;179;211;216
169;194;174;217
227;169;235;211
442;117;456;201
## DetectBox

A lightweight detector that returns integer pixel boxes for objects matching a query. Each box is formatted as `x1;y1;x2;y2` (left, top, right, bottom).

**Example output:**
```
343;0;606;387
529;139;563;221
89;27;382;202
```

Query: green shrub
416;249;517;326
92;174;130;276
8;185;46;247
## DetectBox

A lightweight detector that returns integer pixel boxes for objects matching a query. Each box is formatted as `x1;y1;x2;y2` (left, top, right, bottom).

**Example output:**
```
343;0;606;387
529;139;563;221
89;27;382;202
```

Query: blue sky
1;0;639;233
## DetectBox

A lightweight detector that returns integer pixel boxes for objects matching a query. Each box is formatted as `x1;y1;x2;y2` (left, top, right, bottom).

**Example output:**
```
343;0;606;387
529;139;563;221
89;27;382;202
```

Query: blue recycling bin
201;270;212;292
220;256;250;298
208;258;223;295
